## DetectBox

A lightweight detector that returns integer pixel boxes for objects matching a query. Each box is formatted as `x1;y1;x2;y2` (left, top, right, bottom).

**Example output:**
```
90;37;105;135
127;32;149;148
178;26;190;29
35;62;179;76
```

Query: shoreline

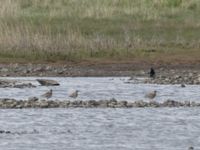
0;62;200;77
0;62;200;85
0;99;199;109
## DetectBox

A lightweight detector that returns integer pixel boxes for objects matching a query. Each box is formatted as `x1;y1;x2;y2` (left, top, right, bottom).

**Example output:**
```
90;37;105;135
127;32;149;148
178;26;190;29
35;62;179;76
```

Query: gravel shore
1;63;200;85
0;98;199;109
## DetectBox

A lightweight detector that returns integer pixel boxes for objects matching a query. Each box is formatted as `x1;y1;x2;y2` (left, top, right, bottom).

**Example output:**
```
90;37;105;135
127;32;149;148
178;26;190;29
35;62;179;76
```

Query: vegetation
0;0;200;62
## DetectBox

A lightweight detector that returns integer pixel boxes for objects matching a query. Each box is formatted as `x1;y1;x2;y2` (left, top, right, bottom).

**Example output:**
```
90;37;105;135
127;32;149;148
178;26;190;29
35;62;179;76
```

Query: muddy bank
0;62;199;77
0;63;140;77
1;62;200;85
0;98;199;109
128;68;200;85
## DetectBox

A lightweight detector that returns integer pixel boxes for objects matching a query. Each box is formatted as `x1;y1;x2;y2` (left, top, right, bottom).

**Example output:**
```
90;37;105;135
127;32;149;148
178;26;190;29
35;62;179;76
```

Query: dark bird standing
149;68;155;78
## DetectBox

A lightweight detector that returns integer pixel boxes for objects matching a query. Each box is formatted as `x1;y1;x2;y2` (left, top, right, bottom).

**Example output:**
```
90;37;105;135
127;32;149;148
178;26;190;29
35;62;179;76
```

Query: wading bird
68;89;79;98
41;89;53;99
145;90;157;100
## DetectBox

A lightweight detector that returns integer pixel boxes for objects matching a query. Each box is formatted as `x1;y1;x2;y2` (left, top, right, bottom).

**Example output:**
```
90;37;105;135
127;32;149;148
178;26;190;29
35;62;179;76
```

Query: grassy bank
0;0;200;62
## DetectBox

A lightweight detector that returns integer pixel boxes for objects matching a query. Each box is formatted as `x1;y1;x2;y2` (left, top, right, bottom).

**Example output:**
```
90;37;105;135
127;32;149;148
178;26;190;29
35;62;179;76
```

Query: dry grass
0;0;200;62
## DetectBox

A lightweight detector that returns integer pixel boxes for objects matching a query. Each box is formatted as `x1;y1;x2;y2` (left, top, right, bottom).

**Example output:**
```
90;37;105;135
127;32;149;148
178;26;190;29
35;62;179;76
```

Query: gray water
0;108;199;150
0;77;200;101
0;77;200;150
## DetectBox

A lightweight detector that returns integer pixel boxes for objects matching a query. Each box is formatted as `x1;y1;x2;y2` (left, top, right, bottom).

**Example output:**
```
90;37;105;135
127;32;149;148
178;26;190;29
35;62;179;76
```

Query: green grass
0;0;200;62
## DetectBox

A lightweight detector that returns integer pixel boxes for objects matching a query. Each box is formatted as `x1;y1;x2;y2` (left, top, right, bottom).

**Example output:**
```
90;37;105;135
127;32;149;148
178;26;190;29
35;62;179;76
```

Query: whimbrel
145;90;157;100
68;89;79;98
41;89;53;99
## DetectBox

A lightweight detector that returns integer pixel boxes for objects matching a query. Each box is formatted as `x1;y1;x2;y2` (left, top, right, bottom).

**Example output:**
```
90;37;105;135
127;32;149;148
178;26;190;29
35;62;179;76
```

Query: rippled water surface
0;108;199;150
0;77;200;149
0;77;200;101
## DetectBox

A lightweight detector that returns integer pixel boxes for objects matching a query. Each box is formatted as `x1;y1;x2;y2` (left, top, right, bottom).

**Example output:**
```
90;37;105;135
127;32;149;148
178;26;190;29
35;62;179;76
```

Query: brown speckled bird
41;89;53;99
68;90;79;98
145;90;157;100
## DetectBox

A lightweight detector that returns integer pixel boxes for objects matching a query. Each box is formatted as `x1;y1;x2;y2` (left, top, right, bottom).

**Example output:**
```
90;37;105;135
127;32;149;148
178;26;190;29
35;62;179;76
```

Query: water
0;108;199;150
0;77;200;102
0;77;200;149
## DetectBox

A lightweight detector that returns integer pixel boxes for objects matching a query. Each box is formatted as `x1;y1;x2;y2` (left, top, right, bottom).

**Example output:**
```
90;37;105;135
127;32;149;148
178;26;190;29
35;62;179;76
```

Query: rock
162;100;181;107
184;101;191;107
126;102;133;108
85;100;99;107
0;99;200;108
0;80;36;88
46;66;52;70
108;98;118;108
190;101;196;107
1;68;9;72
10;102;17;108
24;102;32;108
59;101;70;108
34;66;46;72
110;98;117;102
5;131;11;134
181;84;186;87
98;100;108;108
133;101;147;107
28;97;39;102
37;79;60;86
58;70;64;74
115;101;127;107
128;77;134;80
16;104;23;109
0;130;11;134
0;79;16;85
193;80;199;84
0;130;5;133
70;100;83;107
174;75;181;79
148;101;159;107
14;83;36;88
48;100;59;108
2;74;9;77
188;146;194;150
39;101;49;108
23;70;30;74
189;73;193;78
165;78;170;82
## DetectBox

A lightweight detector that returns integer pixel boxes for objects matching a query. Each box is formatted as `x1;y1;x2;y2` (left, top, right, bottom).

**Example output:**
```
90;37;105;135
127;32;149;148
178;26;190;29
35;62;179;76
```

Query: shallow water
0;77;199;102
0;108;199;150
0;77;199;149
